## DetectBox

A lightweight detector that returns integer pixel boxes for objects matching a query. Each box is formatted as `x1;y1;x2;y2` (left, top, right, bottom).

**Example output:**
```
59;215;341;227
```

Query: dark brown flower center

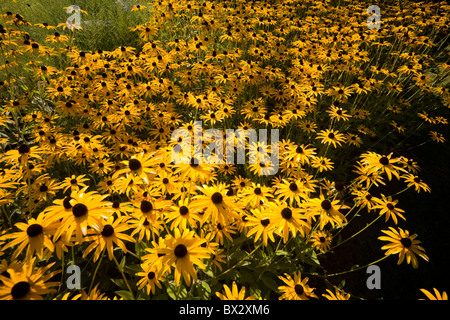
321;200;332;211
174;244;188;258
140;200;153;213
400;237;412;248
281;208;292;220
294;284;304;295
101;224;114;237
18;144;30;154
129;158;142;171
179;206;189;216
260;218;270;227
379;156;389;166
26;224;43;237
211;192;223;204
11;281;31;299
289;182;298;192
63;196;73;209
72;203;88;217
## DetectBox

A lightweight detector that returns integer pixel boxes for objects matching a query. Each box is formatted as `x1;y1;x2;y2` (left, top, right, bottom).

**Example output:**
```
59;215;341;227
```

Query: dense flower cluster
0;0;448;300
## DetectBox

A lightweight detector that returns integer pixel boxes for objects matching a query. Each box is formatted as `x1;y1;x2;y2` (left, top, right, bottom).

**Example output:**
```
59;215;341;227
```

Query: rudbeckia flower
216;281;256;300
378;227;429;269
82;216;135;261
151;228;209;286
278;271;318;300
0;258;60;300
0;212;59;260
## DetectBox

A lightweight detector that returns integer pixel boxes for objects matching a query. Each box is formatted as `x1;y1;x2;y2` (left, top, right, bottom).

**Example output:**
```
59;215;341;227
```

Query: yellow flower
419;288;448;300
150;229;209;286
0;258;60;300
322;287;351;300
278;271;318;300
0;212;59;260
216;281;256;300
378;227;429;269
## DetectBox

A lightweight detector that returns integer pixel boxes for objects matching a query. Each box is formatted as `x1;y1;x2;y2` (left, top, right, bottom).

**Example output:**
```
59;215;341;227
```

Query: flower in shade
378;227;429;269
419;288;447;300
322;286;351;300
278;271;318;300
216;281;256;300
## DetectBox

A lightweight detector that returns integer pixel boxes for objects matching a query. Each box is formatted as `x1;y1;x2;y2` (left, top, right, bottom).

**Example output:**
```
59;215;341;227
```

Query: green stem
318;255;390;278
113;255;135;300
89;249;104;294
215;242;263;279
326;214;383;253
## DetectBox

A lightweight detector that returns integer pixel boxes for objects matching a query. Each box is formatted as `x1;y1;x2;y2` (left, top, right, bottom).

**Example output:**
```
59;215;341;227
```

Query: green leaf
115;290;134;300
237;269;255;285
197;281;211;300
310;250;321;265
119;256;126;269
124;264;141;275
275;250;288;256
261;275;279;292
110;278;126;288
167;283;188;300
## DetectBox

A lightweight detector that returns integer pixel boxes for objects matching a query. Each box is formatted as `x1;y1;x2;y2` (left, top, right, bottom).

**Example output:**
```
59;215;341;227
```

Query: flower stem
113;255;135;300
321;255;390;278
326;214;383;253
89;249;104;294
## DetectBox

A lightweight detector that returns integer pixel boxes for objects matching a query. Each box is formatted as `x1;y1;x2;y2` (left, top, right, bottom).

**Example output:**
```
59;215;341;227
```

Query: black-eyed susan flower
114;152;158;186
191;183;241;226
310;230;333;253
316;129;346;148
2;144;43;168
378;227;429;269
0;212;59;260
136;263;164;296
283;144;316;165
152;229;209;286
274;179;309;204
310;156;334;172
245;208;275;247
402;173;431;193
361;152;406;181
265;199;310;243
47;187;113;243
305;194;348;230
165;198;201;231
372;194;406;225
419;288;447;300
240;183;273;209
278;271;318;300
0;258;60;300
82;216;135;261
60;174;89;193
216;281;256;300
322;287;351;300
